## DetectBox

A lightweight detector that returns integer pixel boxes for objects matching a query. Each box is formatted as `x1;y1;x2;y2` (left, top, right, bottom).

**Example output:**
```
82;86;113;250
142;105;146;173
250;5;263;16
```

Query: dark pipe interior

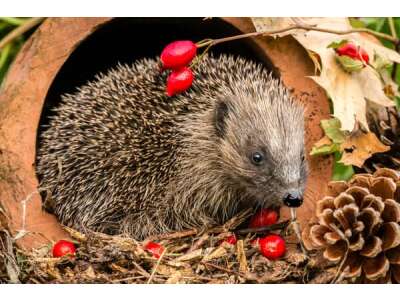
40;18;276;128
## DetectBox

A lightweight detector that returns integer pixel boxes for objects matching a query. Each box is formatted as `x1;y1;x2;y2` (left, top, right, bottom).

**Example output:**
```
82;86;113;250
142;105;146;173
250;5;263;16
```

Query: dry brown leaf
202;246;227;262
175;249;203;262
83;266;96;279
339;132;390;167
251;17;400;132
155;264;177;276
165;271;184;284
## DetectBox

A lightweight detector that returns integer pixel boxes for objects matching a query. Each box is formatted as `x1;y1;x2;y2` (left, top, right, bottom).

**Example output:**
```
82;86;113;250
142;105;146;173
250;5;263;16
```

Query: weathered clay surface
0;17;332;250
0;18;112;250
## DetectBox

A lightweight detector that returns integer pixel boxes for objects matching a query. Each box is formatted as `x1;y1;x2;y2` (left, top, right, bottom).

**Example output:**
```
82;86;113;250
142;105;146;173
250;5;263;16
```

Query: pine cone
302;168;400;283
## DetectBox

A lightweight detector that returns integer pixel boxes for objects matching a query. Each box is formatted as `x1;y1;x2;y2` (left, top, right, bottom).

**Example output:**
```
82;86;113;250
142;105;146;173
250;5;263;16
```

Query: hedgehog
36;54;307;239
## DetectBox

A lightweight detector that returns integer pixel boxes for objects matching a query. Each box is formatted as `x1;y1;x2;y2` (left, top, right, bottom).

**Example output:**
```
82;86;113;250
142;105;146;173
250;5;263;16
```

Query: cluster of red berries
220;208;286;260
330;40;370;73
335;42;369;64
141;208;286;261
160;40;197;96
248;208;286;260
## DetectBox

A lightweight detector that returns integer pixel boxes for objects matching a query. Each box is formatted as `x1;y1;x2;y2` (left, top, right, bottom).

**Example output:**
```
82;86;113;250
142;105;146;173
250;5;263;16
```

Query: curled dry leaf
251;17;400;132
340;131;390;167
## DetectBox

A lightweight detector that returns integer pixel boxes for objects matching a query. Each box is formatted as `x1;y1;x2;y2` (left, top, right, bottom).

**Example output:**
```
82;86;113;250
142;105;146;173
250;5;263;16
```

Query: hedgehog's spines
37;54;306;239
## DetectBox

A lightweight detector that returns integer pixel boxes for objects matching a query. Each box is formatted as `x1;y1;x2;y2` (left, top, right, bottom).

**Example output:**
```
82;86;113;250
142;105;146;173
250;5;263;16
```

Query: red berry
336;42;369;64
222;234;237;245
145;241;165;258
336;43;358;59
52;240;76;258
258;235;286;260
161;40;197;70
249;208;278;228
166;67;194;96
359;48;369;64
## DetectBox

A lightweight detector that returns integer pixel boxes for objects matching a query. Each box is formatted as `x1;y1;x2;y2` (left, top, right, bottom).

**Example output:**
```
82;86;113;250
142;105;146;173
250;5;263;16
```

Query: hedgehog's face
214;91;308;209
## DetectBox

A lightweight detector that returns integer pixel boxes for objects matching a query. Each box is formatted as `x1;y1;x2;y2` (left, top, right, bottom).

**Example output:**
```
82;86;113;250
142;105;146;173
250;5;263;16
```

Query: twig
201;261;239;275
131;261;151;278
0;17;45;51
201;261;255;281
147;247;167;284
186;233;209;254
196;23;399;50
329;225;350;284
146;228;197;241
289;208;308;257
235;220;289;235
13;189;43;241
112;275;147;283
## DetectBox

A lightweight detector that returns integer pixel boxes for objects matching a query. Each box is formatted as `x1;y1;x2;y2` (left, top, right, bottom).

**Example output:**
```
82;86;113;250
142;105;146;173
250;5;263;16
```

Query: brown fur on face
37;54;307;239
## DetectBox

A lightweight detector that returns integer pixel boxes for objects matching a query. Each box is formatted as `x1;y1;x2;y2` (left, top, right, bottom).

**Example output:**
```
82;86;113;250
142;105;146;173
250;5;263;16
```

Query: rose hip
145;241;165;258
258;234;286;260
336;42;369;64
52;240;76;258
166;67;194;96
161;40;197;70
249;208;279;228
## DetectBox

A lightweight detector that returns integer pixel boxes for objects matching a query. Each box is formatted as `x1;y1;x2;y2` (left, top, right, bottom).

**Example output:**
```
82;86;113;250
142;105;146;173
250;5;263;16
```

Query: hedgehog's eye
251;151;264;166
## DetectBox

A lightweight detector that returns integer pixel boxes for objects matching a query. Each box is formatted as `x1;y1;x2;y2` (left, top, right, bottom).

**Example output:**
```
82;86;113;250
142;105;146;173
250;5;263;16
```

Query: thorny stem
195;23;400;51
331;242;350;284
190;42;212;69
290;208;308;257
235;220;289;235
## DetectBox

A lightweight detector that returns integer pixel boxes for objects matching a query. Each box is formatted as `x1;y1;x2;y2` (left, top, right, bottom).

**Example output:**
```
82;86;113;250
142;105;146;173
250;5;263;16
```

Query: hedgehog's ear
214;99;229;138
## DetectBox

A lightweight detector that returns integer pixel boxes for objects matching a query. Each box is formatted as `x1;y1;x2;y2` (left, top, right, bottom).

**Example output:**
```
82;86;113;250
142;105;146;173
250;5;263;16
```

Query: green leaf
372;52;393;70
395;96;400;111
375;18;387;33
0;17;26;26
332;152;355;181
394;17;400;37
310;143;340;156
327;39;348;49
321;118;346;144
349;18;366;29
0;43;11;69
360;17;386;32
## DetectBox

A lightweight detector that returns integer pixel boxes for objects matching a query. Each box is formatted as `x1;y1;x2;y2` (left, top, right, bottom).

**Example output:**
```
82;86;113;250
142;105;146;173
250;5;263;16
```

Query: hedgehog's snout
282;190;303;208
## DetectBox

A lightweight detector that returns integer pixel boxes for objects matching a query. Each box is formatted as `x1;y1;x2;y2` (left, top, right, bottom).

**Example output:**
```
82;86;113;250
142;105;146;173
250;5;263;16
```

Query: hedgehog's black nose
283;191;303;208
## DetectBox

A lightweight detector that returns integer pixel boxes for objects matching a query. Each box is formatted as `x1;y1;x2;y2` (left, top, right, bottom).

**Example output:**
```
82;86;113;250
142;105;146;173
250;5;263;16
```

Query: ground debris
0;212;337;284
